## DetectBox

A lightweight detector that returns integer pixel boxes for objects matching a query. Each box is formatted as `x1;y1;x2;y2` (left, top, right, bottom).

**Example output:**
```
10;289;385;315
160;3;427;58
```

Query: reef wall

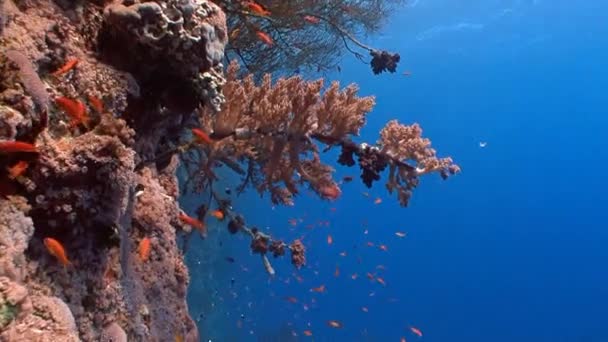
0;0;227;340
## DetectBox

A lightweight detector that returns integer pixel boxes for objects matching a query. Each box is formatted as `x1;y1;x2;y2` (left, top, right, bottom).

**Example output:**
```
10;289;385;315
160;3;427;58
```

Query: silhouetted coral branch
210;190;305;274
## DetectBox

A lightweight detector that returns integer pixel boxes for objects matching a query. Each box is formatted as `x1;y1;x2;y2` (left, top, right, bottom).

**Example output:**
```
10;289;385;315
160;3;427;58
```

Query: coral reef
0;0;218;338
0;0;457;339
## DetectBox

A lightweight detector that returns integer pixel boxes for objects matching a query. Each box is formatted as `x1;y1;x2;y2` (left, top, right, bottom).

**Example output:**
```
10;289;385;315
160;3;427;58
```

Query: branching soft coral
185;61;458;208
191;61;374;204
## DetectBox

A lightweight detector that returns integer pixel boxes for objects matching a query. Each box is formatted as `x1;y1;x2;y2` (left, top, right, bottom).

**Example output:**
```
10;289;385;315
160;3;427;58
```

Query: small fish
334;266;340;277
410;326;423;337
191;128;214;144
303;330;313;336
139;237;151;262
284;296;298;304
87;94;104;114
44;237;71;267
361;191;370;197
351;273;358;280
255;30;273;46
361;306;369;313
52;57;78;77
376;277;386;286
211;209;225;220
327;320;343;329
401;337;407;342
55;97;89;129
366;272;374;280
0;141;38;154
378;244;389;252
229;28;241;40
366;241;374;247
479;141;487;148
339;251;347;257
374;197;382;204
7;161;29;179
303;15;320;24
395;231;407;238
310;284;325;293
246;1;270;16
179;213;207;237
327;234;333;245
225;256;236;263
342;176;354;182
319;184;341;200
403;70;412;76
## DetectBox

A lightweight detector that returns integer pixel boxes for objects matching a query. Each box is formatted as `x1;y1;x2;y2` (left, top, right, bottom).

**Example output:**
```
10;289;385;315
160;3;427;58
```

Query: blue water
185;1;608;341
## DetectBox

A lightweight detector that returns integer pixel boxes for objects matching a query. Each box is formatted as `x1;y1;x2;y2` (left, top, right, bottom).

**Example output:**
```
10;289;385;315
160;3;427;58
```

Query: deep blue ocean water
183;1;608;341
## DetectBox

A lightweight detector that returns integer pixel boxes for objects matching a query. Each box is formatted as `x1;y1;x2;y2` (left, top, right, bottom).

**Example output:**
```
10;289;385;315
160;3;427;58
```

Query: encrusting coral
0;0;458;339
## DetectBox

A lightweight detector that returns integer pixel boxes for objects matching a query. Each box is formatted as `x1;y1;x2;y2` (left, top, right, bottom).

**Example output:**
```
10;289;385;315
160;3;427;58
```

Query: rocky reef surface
0;0;227;339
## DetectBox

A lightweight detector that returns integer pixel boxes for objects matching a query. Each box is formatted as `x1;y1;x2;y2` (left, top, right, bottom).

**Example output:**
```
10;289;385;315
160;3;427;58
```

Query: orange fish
319;183;341;200
410;326;423;337
374;197;382;204
55;97;89;129
7;161;29;179
303;15;320;24
179;213;207;237
327;320;343;329
284;296;298;304
139;237;151;262
255;30;273;46
378;244;389;252
43;237;70;267
0;141;38;153
191;128;214;144
395;231;407;238
327;234;333;245
246;1;270;16
310;284;325;293
366;241;374;247
334;266;340;277
366;272;374;280
288;218;298;226
229;28;241;40
303;330;313;336
211;209;225;220
87;94;104;114
52;57;78;77
376;277;386;286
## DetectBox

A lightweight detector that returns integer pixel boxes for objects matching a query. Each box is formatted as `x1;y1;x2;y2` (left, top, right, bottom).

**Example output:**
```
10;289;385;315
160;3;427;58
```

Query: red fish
44;237;71;267
410;326;423;337
179;213;207;237
211;209;225;220
327;234;333;245
0;141;38;153
246;1;270;16
191;128;214;144
303;330;313;336
319;184;341;200
255;30;273;46
7;161;29;179
55;97;89;129
52;57;78;77
310;284;325;293
139;237;151;262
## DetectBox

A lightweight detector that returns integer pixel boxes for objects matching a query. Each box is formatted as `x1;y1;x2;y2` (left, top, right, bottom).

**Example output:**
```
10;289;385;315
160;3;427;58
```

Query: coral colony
0;0;458;340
